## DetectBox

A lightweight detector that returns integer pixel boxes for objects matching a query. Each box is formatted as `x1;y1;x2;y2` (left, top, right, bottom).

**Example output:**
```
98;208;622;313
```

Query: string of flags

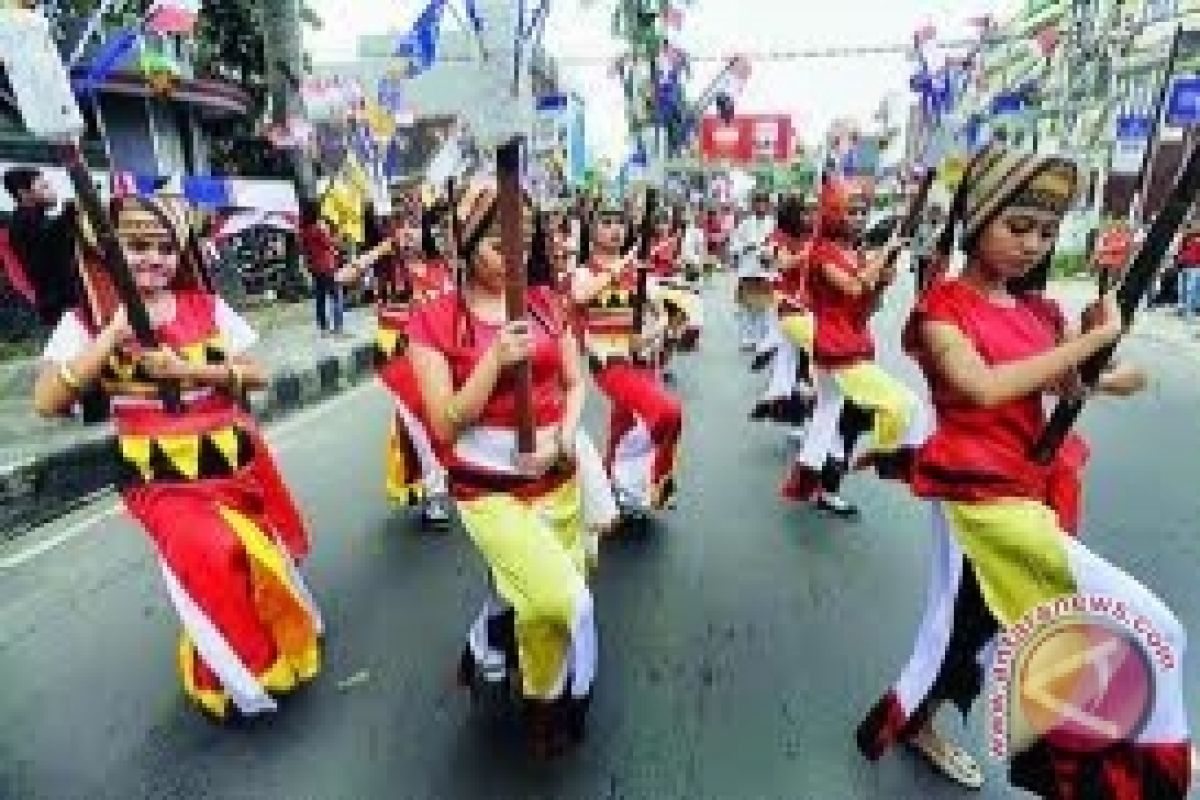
76;0;202;98
395;0;449;78
109;173;300;216
905;5;1126;188
906;20;990;184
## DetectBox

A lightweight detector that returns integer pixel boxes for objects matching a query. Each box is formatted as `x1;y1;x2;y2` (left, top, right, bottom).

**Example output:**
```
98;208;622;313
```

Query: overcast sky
305;0;1015;163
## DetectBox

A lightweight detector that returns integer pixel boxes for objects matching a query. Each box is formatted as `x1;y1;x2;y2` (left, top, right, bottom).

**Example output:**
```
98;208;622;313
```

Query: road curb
0;341;376;543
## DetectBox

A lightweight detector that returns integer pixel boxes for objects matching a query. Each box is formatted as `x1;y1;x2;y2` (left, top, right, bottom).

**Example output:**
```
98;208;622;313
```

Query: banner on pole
1166;76;1200;127
1111;113;1153;175
1143;0;1178;26
0;10;86;140
698;114;792;164
532;93;585;186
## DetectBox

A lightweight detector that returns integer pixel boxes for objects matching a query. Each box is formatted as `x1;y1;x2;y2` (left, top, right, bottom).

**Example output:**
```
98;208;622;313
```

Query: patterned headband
959;142;1078;241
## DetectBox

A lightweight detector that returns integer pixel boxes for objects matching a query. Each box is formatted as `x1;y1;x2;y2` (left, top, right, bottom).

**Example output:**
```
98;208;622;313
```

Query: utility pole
262;0;315;200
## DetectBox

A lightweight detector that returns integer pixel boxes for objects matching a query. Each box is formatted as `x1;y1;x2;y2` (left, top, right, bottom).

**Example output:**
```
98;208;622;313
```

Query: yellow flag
344;155;371;200
319;182;352;242
938;155;968;193
321;176;365;245
364;101;397;143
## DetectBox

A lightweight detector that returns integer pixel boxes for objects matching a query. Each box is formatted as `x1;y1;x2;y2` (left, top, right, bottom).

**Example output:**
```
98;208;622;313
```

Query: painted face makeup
595;215;625;250
124;235;180;292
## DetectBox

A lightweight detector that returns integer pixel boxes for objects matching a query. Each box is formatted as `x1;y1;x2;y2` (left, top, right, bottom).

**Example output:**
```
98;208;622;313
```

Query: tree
46;0;275;174
193;0;272;175
197;0;313;186
46;1;312;178
260;0;314;195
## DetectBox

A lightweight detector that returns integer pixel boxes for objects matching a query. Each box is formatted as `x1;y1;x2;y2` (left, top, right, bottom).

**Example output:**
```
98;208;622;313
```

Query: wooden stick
634;186;657;333
892;167;936;265
894;167;938;292
57;142;181;412
497;138;534;455
446;176;460;261
1032;140;1200;464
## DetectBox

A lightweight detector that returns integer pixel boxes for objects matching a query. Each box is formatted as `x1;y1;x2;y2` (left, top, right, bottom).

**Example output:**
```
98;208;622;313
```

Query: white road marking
0;501;121;571
0;382;375;572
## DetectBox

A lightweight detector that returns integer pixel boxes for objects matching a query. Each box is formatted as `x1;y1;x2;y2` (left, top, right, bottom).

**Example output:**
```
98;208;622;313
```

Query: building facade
0;20;252;205
914;0;1197;221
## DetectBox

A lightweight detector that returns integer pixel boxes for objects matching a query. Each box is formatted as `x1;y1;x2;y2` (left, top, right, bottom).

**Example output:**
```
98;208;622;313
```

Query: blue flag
80;27;140;97
395;0;447;76
349;121;378;171
383;134;405;179
656;61;685;128
183;177;234;207
464;0;484;33
632;136;647;167
134;175;160;196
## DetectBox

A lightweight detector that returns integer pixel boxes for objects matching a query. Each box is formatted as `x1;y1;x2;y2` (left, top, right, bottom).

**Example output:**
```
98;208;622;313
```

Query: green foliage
299;3;322;31
192;0;271;175
54;0;151;28
53;0;273;175
1051;252;1089;278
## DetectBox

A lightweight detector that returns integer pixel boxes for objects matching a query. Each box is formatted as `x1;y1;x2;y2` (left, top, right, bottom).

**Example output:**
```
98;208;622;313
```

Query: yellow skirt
385;414;423;505
456;479;587;699
780;312;815;353
832;362;922;453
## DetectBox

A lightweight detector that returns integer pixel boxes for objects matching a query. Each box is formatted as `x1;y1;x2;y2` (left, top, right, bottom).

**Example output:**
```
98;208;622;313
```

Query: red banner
699;114;793;164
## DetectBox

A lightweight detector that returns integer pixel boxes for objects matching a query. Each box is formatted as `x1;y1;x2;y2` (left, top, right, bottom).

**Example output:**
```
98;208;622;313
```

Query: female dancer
408;180;596;756
651;208;704;356
572;196;683;519
857;144;1191;796
337;195;454;529
750;193;817;425
780;178;926;517
33;195;322;720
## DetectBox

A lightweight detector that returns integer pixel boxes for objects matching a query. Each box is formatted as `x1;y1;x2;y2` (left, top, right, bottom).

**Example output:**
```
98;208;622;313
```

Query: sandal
906;734;984;790
750;348;776;372
814;493;860;519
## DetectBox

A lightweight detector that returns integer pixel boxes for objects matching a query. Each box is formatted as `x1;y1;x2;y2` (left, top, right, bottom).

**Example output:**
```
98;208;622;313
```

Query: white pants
576;430;617;528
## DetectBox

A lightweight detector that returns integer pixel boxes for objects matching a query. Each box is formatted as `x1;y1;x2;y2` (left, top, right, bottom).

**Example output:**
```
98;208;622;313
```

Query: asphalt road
2;275;1198;800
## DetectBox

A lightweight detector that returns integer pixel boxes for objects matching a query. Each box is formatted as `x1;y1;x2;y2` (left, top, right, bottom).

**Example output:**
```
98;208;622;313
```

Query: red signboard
699;114;794;164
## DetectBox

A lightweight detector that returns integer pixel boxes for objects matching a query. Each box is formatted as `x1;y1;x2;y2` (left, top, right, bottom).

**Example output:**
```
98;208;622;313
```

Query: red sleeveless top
770;231;812;311
808;239;877;368
95;290;243;438
903;278;1090;511
378;256;455;333
407;286;566;431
